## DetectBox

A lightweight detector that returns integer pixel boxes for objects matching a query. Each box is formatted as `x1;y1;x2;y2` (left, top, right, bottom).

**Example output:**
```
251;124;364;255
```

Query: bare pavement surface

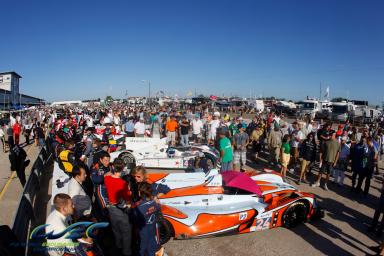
0;135;383;256
0;137;41;227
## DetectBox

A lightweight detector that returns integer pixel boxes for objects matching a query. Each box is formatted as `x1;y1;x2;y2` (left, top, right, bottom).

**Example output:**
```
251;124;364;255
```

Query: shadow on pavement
290;194;378;256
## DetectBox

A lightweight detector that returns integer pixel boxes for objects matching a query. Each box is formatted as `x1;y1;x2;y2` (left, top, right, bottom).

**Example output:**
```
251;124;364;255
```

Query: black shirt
6;127;13;136
180;121;190;135
301;140;317;161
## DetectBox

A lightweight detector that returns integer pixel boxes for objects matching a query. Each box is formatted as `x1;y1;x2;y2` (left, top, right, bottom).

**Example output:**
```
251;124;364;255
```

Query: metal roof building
0;71;44;110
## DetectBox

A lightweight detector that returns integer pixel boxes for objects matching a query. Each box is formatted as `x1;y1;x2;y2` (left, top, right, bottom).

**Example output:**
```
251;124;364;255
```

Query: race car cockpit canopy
222;171;263;197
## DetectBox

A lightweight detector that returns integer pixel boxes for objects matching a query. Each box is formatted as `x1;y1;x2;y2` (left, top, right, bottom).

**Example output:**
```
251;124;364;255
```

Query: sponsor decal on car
239;212;248;221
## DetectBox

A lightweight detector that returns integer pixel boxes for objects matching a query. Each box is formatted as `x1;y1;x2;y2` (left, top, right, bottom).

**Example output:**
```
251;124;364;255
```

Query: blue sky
0;0;383;104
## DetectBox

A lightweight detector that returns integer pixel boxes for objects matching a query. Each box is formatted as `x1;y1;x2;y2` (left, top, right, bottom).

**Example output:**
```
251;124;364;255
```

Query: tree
105;96;114;104
331;97;348;102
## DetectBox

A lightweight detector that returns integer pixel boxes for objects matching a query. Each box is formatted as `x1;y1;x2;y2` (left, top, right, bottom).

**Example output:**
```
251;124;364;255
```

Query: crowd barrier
11;140;53;255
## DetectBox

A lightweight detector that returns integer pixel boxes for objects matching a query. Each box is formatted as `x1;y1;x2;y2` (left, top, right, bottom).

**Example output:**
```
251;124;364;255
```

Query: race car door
137;151;187;169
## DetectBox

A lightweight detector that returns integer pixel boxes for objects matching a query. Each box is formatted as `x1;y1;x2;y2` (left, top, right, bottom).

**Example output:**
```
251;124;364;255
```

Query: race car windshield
223;186;254;195
221;171;262;196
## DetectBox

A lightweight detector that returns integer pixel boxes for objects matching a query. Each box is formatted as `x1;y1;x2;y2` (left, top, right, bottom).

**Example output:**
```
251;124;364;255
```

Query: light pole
141;80;151;106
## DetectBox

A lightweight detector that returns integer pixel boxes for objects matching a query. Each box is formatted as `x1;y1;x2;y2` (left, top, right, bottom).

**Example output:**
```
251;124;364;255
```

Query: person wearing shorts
298;133;316;184
166;116;178;146
312;130;340;190
280;134;291;178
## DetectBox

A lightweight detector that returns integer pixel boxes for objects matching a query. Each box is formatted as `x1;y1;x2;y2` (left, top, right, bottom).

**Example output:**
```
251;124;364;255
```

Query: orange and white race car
149;170;324;243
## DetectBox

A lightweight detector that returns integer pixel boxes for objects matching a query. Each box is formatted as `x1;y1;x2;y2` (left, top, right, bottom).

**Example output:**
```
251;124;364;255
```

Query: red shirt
13;123;21;135
104;176;131;205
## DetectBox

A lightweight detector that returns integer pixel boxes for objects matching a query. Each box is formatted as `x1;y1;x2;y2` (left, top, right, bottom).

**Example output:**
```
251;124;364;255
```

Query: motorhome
353;107;382;123
298;99;321;120
331;101;355;122
274;100;296;115
347;100;382;123
247;99;265;112
318;100;332;119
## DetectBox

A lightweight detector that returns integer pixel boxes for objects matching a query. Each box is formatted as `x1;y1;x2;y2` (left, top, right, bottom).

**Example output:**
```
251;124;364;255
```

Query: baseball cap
237;123;246;130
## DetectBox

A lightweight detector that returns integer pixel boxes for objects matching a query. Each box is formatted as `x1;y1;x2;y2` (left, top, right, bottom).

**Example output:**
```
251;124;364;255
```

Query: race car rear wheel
282;201;308;228
158;218;174;245
119;152;136;166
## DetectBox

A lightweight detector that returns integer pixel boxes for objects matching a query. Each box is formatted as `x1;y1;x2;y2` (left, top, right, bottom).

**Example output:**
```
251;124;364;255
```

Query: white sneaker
311;182;320;187
324;184;329;191
289;168;295;173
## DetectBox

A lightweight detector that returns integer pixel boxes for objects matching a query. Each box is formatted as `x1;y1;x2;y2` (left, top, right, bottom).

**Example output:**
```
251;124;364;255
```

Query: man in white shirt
68;165;92;219
103;116;111;125
134;118;146;137
113;113;120;126
9;115;16;127
45;193;75;256
86;115;94;128
0;125;5;152
273;114;281;126
209;115;220;144
192;115;203;143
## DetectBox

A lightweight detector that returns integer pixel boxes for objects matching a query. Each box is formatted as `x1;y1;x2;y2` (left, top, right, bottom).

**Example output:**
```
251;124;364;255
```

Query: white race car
110;137;220;170
147;169;323;243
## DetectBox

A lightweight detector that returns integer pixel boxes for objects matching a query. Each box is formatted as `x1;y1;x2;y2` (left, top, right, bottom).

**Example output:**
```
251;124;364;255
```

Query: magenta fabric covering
221;171;262;196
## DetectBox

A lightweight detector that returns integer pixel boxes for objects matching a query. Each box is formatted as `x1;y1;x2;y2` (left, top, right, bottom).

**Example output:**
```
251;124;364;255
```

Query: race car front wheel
157;218;174;245
282;201;308;228
203;153;218;169
119;152;136;166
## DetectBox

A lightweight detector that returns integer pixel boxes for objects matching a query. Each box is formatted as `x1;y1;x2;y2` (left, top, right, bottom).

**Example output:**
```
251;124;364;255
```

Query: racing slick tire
158;218;174;245
119;152;136;166
282;201;308;228
203;153;218;169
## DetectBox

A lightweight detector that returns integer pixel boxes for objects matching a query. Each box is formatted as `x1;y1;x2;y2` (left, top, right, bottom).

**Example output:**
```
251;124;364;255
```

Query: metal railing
11;140;53;255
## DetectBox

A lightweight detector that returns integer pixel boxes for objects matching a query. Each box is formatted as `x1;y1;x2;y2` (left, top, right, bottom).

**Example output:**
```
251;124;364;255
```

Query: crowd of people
2;102;384;255
0;110;47;187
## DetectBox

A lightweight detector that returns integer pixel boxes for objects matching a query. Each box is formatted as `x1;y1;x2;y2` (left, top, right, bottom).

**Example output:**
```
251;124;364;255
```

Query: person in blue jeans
218;131;233;172
134;182;163;256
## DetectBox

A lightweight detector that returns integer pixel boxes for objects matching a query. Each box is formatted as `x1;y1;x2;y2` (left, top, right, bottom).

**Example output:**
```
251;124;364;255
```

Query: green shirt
229;123;239;137
282;142;291;154
220;137;233;163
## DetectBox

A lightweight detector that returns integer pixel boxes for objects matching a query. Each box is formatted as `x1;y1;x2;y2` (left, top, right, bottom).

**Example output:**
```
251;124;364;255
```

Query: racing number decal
239;212;248;221
183;160;189;167
255;217;271;230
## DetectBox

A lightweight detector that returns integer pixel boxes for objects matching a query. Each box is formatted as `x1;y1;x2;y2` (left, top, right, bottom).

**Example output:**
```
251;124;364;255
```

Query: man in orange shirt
13;120;22;145
166;116;178;146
